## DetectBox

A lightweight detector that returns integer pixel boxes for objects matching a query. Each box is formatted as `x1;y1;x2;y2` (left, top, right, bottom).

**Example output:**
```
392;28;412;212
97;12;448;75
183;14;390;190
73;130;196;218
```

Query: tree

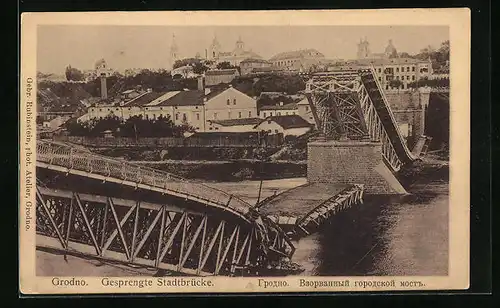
399;52;413;58
216;61;234;70
65;65;84;81
192;62;209;74
173;58;200;69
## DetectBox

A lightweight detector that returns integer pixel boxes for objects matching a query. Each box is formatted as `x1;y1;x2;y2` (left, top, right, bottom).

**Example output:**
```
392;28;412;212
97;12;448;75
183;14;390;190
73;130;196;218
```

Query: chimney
100;74;108;100
197;76;205;91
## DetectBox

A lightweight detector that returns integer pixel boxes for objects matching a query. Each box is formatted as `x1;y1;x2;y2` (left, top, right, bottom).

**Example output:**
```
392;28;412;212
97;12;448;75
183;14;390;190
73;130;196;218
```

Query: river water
291;162;449;276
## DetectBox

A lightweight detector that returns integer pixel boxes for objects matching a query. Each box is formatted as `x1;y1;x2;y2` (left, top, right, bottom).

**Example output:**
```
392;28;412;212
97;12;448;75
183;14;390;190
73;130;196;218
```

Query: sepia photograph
19;9;470;293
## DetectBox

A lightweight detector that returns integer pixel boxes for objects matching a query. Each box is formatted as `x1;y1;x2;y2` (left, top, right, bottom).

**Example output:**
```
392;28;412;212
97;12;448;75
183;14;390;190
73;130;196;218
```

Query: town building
207;35;262;66
296;97;316;125
239;58;273;75
254;115;313;137
330;39;434;90
207;118;262;132
259;102;299;118
268;49;326;73
85;82;258;133
357;57;433;90
204;85;258;131
204;69;240;86
42;115;72;131
83;58;114;82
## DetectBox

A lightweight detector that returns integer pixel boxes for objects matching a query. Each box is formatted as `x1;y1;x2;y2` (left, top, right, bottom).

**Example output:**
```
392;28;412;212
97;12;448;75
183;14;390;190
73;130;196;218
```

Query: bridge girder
305;69;415;172
36;186;294;276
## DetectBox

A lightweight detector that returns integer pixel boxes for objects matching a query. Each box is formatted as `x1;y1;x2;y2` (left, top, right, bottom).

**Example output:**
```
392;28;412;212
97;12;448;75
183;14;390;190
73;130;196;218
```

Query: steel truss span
36;186;294;276
305;68;416;172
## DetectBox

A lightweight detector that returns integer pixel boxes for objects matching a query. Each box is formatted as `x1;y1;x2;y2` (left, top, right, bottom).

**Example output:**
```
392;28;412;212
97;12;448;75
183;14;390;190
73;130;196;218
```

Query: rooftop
260;102;298;111
240;58;271;65
157;90;205;107
209;117;263;127
257;115;312;129
269;49;325;61
123;92;166;107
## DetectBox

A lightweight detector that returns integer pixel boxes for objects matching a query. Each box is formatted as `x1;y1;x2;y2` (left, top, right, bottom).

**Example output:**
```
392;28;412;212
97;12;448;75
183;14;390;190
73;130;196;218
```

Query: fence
37;140;252;216
54;134;284;148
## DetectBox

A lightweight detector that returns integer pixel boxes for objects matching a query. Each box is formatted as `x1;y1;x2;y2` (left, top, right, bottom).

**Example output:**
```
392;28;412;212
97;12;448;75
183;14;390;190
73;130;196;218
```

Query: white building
204;85;258;131
254;115;312;137
259;102;299;118
84;83;258;133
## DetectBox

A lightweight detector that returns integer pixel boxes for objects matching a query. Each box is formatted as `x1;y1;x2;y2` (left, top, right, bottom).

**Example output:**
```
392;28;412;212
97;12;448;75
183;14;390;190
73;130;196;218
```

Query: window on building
275;129;279;134
209;127;213;130
407;67;410;72
233;99;236;105
227;99;230;105
182;113;187;121
238;112;242;118
196;113;200;120
378;68;382;73
248;111;252;117
407;75;410;80
99;109;102;112
305;106;309;112
175;114;178;120
396;67;399;73
412;66;416;72
378;77;382;81
412;75;415;81
263;112;266;117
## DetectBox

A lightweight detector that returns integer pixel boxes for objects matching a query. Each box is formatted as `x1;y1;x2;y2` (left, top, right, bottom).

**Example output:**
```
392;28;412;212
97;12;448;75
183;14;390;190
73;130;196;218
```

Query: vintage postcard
19;9;470;294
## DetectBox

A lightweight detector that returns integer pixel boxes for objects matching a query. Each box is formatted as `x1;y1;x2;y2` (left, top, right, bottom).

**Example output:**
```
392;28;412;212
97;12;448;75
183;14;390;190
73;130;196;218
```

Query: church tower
170;34;180;68
357;37;371;59
235;36;244;52
209;34;221;61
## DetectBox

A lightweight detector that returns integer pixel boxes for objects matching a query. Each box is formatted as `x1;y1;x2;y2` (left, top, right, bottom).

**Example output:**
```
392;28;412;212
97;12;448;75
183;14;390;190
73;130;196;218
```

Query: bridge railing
36;140;251;215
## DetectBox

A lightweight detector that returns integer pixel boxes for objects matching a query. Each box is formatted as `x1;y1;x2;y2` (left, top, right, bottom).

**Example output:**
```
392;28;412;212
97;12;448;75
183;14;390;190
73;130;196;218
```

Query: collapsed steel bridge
305;68;416;172
36;140;295;276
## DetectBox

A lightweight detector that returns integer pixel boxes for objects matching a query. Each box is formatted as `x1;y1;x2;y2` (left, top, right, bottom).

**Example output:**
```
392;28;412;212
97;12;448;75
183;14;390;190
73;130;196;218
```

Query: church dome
95;58;107;69
384;40;398;58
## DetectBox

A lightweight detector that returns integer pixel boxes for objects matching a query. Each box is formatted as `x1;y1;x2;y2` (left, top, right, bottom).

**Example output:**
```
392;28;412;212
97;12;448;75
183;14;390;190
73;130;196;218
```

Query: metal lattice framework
305;68;415;171
36;186;294;276
36;141;295;275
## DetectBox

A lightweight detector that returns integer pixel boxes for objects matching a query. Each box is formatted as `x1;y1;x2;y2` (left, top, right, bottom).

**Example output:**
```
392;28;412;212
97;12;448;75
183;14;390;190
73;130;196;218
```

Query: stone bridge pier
307;140;407;195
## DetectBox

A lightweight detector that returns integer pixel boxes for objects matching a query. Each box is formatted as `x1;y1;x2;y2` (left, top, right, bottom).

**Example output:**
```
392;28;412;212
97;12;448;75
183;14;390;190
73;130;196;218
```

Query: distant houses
81;77;316;137
204;69;240;86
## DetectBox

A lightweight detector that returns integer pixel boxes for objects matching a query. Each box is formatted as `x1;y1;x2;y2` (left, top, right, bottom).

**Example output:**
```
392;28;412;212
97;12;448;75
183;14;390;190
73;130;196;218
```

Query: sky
37;25;449;74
